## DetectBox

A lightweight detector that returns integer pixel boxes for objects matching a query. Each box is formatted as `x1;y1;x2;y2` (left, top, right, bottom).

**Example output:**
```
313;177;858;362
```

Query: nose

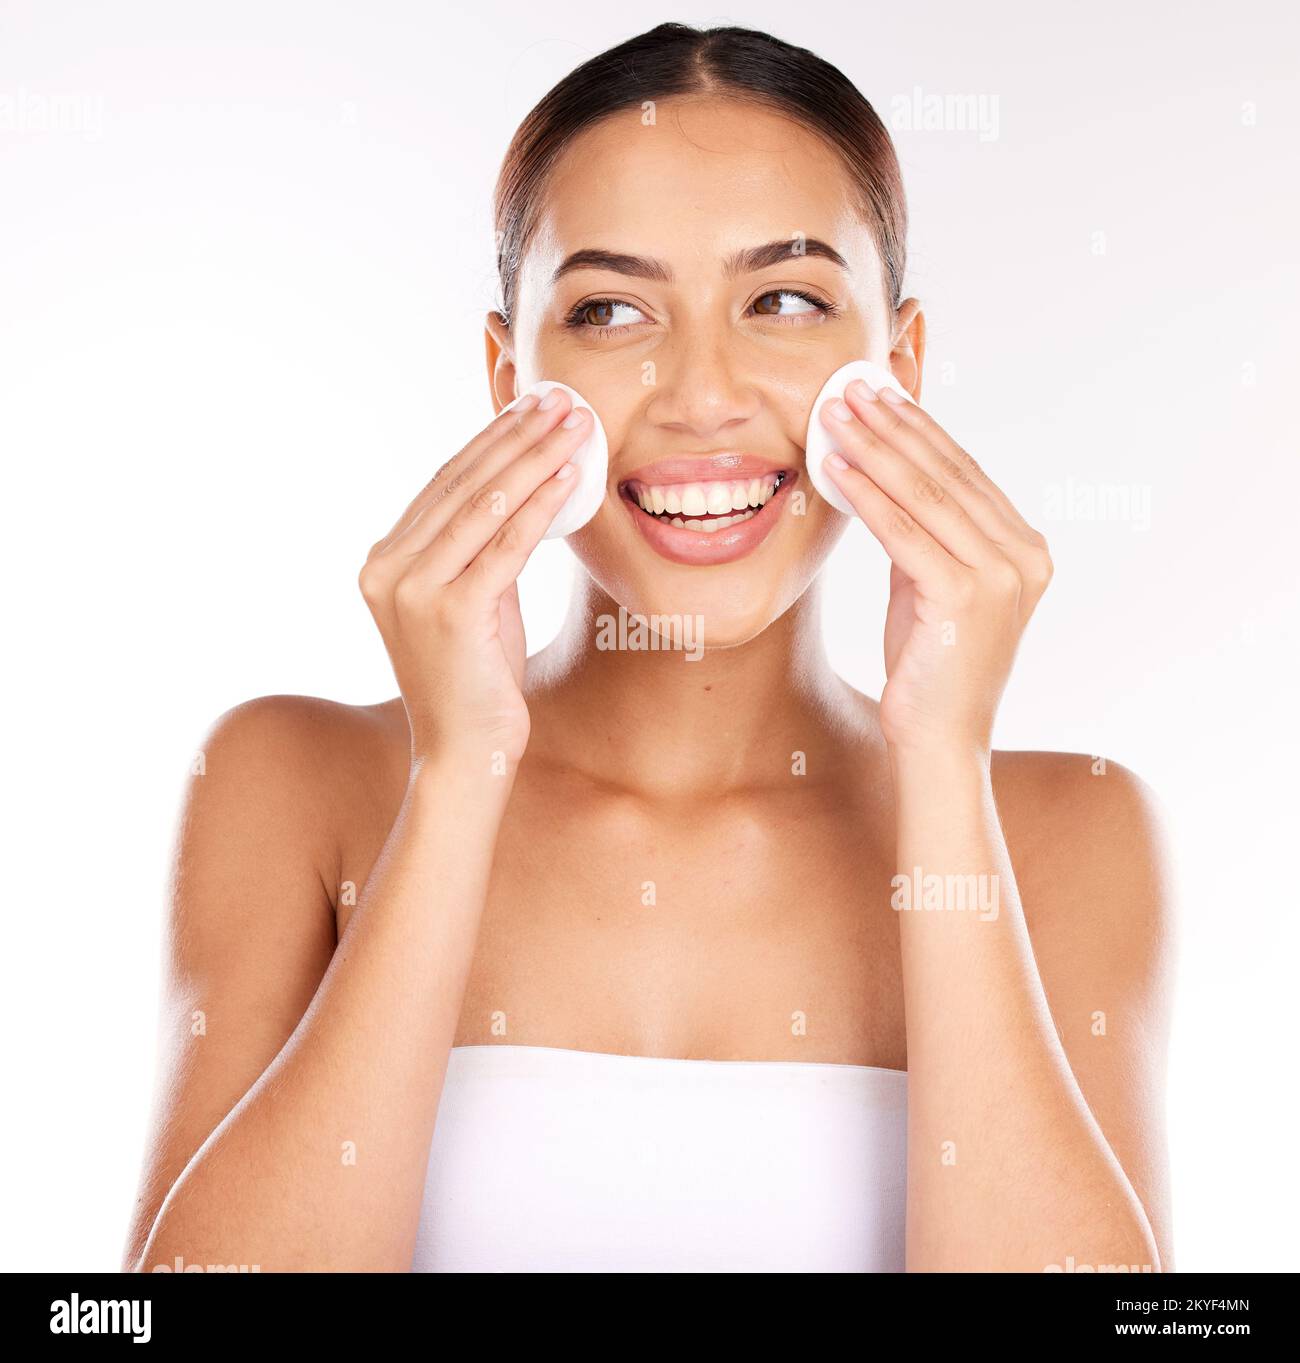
642;330;762;443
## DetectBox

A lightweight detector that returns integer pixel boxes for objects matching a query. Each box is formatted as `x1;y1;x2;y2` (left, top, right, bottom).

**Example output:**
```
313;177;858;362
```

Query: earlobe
483;310;518;415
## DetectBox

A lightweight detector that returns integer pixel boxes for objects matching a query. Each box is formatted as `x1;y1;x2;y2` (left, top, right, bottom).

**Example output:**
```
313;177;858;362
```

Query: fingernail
826;399;853;422
539;389;564;411
561;407;588;429
826;453;850;470
555;462;577;480
847;379;878;401
879;386;905;404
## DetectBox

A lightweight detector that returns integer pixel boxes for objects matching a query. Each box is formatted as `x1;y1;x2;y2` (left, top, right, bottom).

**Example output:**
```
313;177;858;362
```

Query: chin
573;556;812;654
630;594;782;652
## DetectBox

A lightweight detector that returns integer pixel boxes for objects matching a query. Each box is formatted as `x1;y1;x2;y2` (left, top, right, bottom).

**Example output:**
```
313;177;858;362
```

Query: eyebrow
550;238;849;286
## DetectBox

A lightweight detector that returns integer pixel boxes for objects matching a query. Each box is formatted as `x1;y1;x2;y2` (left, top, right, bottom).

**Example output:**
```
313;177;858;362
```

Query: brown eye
570;299;644;329
751;289;822;318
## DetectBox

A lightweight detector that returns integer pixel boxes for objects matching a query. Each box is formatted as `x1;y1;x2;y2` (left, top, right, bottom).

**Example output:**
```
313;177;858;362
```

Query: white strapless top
411;1044;908;1272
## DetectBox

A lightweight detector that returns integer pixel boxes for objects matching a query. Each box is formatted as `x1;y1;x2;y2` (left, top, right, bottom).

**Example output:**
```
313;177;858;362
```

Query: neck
525;574;868;798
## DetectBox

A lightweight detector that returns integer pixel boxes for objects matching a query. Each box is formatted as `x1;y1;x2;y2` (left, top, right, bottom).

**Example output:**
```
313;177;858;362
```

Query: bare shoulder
185;693;411;912
197;691;409;802
990;747;1168;835
986;752;1171;921
199;691;408;779
989;748;1176;1006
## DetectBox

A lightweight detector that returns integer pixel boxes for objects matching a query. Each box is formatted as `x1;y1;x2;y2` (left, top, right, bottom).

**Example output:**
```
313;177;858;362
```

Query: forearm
137;755;511;1273
892;748;1159;1273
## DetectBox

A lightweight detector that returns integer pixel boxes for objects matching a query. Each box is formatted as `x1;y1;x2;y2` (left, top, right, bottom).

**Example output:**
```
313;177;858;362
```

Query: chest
451;775;907;1069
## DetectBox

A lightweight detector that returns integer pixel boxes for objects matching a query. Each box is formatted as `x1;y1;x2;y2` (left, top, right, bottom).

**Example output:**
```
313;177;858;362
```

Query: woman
124;23;1173;1273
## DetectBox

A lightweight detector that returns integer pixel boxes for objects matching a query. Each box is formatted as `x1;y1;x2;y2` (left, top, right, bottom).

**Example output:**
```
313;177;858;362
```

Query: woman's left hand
820;379;1053;760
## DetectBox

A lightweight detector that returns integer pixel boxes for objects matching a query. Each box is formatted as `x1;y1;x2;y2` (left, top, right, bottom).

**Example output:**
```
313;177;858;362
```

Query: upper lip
618;452;790;487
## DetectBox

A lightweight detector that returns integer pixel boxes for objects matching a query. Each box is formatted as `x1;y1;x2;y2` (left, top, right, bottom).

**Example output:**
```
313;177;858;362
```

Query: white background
1;0;1296;1271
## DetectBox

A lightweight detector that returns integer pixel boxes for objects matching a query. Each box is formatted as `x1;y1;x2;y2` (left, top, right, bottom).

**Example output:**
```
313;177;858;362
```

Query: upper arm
123;696;343;1270
1000;753;1177;1270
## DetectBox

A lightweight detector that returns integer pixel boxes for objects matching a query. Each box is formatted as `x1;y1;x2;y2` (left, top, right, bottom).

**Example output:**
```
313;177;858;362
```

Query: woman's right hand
359;388;591;771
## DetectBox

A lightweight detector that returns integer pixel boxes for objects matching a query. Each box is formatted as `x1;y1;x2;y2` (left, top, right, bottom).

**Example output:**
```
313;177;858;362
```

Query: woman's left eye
750;290;830;320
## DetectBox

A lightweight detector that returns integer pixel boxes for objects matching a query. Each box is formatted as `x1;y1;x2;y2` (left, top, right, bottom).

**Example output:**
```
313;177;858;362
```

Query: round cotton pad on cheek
502;381;609;539
804;360;917;514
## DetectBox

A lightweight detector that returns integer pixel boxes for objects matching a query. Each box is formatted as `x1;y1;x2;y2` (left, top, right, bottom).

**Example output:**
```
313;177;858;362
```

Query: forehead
520;95;881;299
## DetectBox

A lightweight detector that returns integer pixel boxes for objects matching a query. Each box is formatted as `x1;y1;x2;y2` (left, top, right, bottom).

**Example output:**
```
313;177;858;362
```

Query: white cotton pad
503;380;608;539
805;360;917;514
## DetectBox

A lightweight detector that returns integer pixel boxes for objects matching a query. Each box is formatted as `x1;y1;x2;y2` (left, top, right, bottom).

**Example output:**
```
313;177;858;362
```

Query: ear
889;298;926;403
484;310;519;415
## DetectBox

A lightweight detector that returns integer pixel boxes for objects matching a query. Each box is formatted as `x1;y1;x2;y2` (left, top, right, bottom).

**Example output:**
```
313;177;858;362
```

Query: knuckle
886;506;915;538
392;572;426;614
488;403;531;443
937;453;972;487
443;466;473;499
958;447;985;479
914;475;944;505
493;517;522;554
851;424;882;454
357;559;387;603
988;559;1023;598
469;483;501;516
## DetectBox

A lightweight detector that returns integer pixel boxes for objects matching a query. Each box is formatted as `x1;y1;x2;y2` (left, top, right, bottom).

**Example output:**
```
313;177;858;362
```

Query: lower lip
620;473;797;567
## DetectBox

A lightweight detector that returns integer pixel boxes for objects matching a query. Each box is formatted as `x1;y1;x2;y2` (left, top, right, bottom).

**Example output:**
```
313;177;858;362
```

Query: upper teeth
632;476;781;517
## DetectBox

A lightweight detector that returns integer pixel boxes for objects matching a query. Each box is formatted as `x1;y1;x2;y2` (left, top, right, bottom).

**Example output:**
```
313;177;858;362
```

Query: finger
853;385;1053;603
457;460;583;600
842;381;1007;537
820;396;999;570
413;389;572;520
377;387;580;556
369;393;545;555
857;384;1040;543
395;390;586;558
419;405;592;583
821;453;966;596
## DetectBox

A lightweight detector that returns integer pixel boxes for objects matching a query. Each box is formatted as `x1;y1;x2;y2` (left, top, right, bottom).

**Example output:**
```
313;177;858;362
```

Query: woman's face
487;95;917;647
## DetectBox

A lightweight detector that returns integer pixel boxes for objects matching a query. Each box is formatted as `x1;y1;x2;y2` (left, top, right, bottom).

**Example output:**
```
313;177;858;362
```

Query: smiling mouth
620;472;791;532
